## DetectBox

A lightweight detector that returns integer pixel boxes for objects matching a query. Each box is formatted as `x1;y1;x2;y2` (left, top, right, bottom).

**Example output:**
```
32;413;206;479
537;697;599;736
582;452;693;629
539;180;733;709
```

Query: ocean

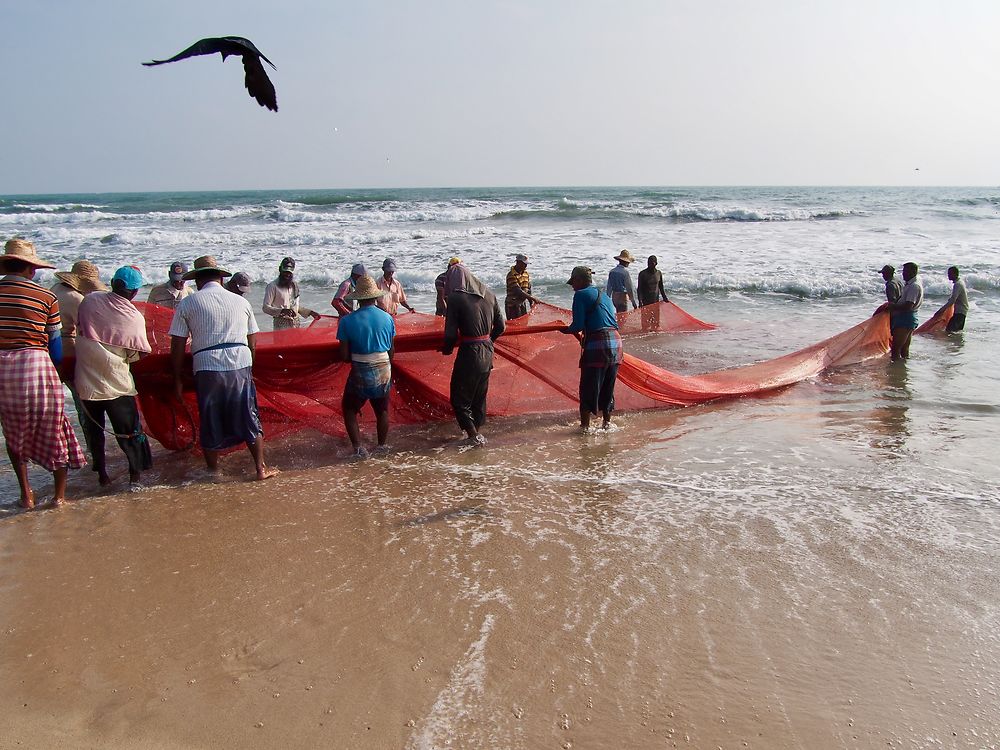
1;186;999;746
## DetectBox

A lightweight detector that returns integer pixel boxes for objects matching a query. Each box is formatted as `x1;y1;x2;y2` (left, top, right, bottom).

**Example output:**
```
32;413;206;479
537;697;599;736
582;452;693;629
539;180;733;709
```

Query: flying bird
143;36;278;112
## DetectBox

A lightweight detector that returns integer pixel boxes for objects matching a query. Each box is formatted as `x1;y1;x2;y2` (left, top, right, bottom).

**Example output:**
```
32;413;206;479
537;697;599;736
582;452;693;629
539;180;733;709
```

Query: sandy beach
3;349;999;749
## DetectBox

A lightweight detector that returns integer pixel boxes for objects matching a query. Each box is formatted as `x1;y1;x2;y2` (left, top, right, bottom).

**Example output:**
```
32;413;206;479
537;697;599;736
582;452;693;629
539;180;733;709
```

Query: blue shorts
890;311;918;330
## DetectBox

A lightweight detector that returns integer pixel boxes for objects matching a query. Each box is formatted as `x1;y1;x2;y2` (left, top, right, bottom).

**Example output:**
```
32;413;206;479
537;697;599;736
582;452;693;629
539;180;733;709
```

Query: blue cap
112;265;144;291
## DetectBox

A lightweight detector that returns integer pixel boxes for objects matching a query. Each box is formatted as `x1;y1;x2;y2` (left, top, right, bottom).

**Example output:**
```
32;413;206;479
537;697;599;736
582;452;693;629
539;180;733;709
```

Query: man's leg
6;444;33;508
450;362;478;439
597;365;619;428
372;397;390;447
889;327;903;361
897;328;915;360
246;436;278;480
342;393;364;451
471;371;489;429
81;399;111;486
106;396;150;483
51;467;68;506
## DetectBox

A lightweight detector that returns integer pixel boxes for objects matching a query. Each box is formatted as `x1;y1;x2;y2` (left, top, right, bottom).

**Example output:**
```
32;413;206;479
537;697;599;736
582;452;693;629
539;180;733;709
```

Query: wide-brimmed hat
346;274;387;301
566;266;593;284
54;259;107;292
1;239;56;271
614;249;636;264
879;264;895;274
182;255;232;280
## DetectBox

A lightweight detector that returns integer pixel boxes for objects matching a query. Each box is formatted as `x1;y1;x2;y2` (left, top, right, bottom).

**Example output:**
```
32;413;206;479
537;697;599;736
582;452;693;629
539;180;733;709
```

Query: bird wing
142;37;230;66
220;37;277;69
243;54;278;112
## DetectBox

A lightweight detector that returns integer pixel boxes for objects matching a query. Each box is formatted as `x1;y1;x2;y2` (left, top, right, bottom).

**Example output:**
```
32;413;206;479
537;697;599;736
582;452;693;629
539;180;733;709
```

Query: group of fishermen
0;239;659;508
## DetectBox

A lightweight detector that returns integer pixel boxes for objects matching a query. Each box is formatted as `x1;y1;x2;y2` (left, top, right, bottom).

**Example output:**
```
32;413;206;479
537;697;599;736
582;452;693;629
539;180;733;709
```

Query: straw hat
346;274;387;301
1;239;56;271
614;249;636;264
54;259;108;292
182;255;232;280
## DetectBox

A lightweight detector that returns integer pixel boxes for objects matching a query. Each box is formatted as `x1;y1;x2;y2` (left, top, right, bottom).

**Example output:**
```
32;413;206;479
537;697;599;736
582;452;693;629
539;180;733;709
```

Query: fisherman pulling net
128;298;892;451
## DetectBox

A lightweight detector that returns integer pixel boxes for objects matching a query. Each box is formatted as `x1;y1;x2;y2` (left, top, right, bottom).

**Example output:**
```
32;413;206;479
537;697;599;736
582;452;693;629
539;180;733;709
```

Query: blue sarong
194;367;263;450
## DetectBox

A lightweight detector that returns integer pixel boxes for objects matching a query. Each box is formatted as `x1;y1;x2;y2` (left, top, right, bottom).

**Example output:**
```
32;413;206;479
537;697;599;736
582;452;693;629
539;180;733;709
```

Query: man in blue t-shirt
561;265;624;430
336;275;396;457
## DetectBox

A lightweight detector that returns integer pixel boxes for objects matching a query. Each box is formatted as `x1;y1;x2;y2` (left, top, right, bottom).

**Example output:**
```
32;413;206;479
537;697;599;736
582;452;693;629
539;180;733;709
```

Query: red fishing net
130;300;888;450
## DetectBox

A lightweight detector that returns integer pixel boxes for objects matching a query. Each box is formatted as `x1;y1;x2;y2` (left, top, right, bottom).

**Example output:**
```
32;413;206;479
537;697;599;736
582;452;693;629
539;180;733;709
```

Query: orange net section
915;303;953;334
130;301;888;450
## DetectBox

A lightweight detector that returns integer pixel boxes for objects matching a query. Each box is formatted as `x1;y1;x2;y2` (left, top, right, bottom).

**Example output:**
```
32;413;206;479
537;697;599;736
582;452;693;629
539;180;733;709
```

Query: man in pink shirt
376;258;415;316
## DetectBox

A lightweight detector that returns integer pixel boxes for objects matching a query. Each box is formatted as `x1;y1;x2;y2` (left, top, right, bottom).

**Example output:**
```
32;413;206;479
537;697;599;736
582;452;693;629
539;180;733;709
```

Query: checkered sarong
0;348;86;471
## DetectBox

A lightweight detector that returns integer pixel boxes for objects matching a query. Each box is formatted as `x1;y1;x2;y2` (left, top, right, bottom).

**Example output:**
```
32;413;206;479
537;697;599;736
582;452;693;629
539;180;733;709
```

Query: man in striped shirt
169;256;278;481
0;239;86;508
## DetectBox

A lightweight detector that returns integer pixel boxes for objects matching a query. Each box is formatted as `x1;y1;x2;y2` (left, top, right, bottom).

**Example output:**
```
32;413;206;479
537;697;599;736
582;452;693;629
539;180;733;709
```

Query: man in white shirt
147;261;191;309
262;257;321;330
169;256;278;480
75;265;152;487
880;261;923;361
936;266;969;333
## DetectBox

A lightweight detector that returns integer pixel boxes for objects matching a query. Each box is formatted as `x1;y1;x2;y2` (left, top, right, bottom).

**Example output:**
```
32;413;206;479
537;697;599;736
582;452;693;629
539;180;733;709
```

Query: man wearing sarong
169;256;278;480
935;266;969;333
75;265;153;487
336;275;396;458
262;257;320;330
606;249;638;313
637;255;669;331
504;253;537;321
441;262;505;445
0;239;86;508
147;260;191;309
876;261;923;361
561;265;624;430
376;258;415;315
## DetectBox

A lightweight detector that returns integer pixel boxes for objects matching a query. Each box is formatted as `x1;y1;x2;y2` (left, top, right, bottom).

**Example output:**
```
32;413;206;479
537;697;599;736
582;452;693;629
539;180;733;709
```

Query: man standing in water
75;265;153;488
561;266;623;431
504;253;538;320
337;276;396;457
169;256;278;480
637;255;669;330
935;266;969;332
147;261;191;309
441;262;505;446
376;258;415;315
877;261;923;361
262;257;321;330
0;239;86;508
606;250;637;313
880;265;903;303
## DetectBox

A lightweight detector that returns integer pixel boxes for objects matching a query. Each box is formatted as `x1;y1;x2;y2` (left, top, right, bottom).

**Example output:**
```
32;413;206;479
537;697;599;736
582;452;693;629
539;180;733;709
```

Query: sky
1;0;999;193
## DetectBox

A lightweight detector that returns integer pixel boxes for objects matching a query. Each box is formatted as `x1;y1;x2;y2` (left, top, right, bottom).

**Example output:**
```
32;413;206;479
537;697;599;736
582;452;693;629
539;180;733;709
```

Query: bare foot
18;490;35;510
98;472;112;487
255;467;280;481
48;496;66;508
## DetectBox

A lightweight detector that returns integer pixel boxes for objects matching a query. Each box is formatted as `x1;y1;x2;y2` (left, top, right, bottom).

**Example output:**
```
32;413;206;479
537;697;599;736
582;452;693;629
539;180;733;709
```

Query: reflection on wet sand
2;405;999;749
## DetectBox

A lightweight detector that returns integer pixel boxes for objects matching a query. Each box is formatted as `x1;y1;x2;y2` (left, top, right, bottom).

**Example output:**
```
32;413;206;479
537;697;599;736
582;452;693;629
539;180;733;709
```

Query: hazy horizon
3;1;998;194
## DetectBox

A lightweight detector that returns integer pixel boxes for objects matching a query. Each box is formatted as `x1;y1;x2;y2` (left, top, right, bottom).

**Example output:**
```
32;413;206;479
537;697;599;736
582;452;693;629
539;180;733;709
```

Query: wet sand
2;390;999;749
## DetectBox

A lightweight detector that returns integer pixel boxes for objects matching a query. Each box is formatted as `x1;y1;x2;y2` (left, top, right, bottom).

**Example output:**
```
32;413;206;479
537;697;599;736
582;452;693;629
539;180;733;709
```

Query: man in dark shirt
637;255;669;331
441;263;505;445
880;265;903;303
